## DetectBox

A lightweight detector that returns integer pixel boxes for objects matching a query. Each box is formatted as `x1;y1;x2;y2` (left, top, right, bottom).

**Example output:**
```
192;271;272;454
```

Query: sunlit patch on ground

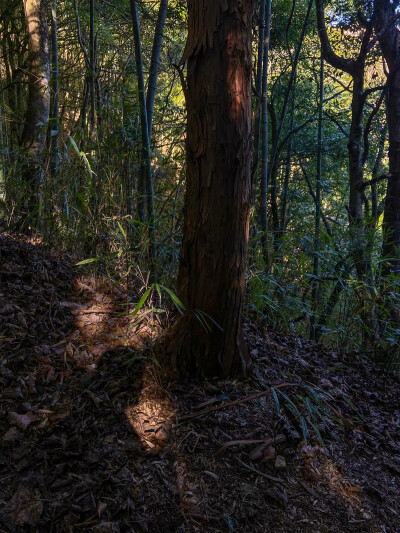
2;234;400;531
300;444;363;514
125;365;175;454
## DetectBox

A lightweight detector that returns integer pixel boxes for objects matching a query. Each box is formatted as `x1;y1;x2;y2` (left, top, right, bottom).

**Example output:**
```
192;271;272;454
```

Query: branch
362;84;387;100
324;111;348;137
357;174;391;191
368;13;400;52
179;383;298;421
172;63;188;103
362;88;386;165
315;0;355;75
278;116;316;154
74;0;90;69
357;10;369;29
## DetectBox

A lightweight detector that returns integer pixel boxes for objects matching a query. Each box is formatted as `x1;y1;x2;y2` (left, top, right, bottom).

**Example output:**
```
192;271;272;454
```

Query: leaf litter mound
0;233;399;532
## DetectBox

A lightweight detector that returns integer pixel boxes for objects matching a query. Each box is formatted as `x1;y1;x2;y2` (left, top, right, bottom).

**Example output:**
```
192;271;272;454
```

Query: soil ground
0;233;399;532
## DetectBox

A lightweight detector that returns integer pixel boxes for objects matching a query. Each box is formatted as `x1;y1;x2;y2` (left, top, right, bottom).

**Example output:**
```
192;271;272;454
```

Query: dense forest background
2;1;400;531
1;0;400;366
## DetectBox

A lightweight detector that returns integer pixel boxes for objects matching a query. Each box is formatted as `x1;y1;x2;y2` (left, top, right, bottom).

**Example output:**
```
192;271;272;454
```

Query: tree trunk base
156;315;249;380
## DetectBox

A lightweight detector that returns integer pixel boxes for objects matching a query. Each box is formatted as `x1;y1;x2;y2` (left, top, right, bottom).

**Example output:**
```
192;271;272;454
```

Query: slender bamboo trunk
268;0;313;184
371;124;387;224
0;69;5;217
74;0;89;132
279;81;296;236
89;0;95;134
260;0;271;263
310;52;324;340
130;0;155;258
251;0;266;202
50;0;59;179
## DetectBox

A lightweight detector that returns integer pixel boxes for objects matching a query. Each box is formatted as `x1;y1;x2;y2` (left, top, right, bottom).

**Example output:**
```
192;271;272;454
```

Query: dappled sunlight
62;275;162;368
226;30;248;121
125;365;176;454
301;445;362;511
320;460;362;510
65;273;175;454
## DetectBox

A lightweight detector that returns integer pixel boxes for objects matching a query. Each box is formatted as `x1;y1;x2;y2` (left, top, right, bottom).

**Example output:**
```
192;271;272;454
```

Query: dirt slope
0;233;399;532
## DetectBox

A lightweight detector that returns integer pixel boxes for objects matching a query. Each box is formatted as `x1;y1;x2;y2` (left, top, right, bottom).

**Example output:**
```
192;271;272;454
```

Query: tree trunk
374;0;400;274
279;80;296;237
310;52;324;340
316;0;376;343
260;0;271;263
165;0;253;378
50;0;59;179
348;68;369;283
89;0;96;134
251;0;266;203
130;0;155;257
21;0;50;208
268;0;313;185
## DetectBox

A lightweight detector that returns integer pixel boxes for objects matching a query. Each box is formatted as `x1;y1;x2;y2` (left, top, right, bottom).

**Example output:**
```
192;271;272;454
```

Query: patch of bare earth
0;233;399;532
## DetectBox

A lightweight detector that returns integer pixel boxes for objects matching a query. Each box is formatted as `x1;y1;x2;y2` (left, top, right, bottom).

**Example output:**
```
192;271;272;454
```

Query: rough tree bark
164;0;253;378
21;0;50;202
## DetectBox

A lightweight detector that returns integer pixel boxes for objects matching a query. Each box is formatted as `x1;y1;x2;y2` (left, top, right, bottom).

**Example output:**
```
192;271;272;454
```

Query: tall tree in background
165;0;253;377
310;51;324;340
21;0;50;209
374;0;400;275
146;0;169;139
316;0;380;341
268;0;313;256
89;0;95;134
130;0;155;235
260;0;272;263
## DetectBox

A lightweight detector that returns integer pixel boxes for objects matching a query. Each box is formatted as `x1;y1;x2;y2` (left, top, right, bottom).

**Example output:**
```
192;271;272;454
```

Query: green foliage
271;382;361;446
1;0;399;371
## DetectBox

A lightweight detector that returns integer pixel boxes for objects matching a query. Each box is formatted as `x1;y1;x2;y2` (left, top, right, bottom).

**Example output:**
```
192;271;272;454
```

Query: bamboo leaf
75;257;99;266
300;416;308;444
129;286;153;317
68;134;80;156
309;420;324;446
117;220;127;239
271;387;281;412
160;285;185;313
196;310;223;331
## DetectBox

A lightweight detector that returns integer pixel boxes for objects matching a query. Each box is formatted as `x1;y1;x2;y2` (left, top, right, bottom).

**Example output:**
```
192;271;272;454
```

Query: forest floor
0;233;399;533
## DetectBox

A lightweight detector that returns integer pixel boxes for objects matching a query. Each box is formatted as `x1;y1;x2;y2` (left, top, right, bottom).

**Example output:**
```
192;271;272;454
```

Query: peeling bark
166;0;253;378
